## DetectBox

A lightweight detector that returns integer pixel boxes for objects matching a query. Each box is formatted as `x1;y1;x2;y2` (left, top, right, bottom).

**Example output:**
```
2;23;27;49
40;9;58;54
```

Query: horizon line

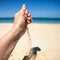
0;17;60;18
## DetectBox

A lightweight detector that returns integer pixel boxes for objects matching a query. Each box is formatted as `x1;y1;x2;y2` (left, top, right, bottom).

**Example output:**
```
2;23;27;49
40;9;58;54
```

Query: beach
0;23;60;60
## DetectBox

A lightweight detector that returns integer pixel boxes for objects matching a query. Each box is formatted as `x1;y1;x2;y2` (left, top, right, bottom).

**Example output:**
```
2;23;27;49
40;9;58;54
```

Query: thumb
22;4;26;11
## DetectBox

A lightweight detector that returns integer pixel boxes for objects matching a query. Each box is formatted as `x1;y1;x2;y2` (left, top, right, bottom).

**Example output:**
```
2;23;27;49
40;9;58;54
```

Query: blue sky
0;0;60;18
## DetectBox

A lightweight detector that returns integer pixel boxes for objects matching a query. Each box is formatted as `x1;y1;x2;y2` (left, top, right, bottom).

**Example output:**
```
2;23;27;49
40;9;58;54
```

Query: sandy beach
0;23;60;60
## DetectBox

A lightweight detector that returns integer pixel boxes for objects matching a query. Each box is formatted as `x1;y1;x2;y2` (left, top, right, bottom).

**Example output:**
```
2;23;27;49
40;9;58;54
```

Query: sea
0;18;60;23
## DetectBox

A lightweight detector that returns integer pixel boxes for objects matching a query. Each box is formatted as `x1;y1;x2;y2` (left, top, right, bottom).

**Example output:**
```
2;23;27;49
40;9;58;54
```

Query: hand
13;4;32;32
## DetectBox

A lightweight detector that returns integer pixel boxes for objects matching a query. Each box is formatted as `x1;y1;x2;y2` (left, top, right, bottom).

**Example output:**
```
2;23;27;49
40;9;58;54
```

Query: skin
0;4;32;60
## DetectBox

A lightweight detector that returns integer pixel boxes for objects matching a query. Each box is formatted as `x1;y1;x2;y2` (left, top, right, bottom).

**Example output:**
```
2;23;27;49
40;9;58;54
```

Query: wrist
12;25;23;33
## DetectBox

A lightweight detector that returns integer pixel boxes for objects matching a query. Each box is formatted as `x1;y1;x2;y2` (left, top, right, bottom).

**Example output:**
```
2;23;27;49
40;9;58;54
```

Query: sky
0;0;60;18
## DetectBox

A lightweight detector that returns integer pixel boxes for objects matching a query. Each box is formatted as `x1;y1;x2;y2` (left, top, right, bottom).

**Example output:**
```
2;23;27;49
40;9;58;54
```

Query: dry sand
0;23;60;60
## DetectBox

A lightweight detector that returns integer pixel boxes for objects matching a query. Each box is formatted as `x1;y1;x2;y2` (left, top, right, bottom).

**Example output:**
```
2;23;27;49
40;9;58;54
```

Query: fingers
26;17;32;24
25;15;32;24
25;10;31;17
28;13;31;17
24;10;32;24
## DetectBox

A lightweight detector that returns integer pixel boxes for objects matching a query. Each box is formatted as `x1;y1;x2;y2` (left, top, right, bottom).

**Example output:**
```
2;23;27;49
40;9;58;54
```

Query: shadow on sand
23;47;41;60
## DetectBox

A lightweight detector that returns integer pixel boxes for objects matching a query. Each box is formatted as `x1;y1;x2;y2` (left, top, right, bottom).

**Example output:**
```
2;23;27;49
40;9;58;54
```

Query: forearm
3;39;18;60
0;26;22;60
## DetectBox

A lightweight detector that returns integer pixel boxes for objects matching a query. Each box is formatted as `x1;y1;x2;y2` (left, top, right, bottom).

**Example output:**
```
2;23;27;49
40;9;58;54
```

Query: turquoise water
0;18;60;23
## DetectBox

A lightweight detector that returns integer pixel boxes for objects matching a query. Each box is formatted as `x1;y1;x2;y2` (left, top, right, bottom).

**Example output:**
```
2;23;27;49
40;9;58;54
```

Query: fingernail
22;4;26;10
22;4;25;8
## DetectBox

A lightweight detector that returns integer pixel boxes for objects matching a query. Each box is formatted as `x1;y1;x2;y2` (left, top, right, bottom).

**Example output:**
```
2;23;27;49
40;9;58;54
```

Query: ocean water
0;18;60;23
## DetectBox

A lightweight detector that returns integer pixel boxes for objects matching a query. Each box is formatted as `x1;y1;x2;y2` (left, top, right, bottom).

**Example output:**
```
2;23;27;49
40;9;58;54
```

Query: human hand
13;4;32;32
